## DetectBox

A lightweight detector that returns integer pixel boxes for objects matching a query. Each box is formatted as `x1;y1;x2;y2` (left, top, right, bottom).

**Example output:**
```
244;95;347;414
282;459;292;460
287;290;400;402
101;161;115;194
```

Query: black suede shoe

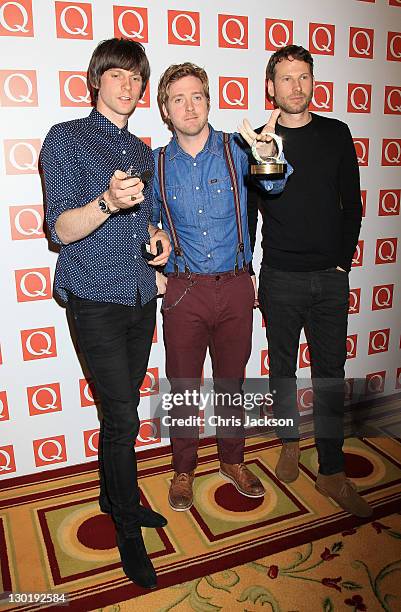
116;529;157;589
100;501;167;528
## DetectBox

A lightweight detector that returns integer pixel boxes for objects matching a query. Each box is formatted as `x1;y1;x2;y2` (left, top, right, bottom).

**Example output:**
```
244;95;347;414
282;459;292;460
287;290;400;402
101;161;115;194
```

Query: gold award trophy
250;132;287;177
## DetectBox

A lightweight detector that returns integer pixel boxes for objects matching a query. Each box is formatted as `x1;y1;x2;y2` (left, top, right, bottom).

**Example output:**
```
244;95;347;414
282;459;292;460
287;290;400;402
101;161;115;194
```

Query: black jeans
67;294;156;536
259;265;349;475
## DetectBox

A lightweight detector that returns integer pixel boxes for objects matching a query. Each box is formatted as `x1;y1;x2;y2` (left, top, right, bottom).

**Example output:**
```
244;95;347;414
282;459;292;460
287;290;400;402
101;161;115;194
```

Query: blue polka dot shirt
41;109;157;306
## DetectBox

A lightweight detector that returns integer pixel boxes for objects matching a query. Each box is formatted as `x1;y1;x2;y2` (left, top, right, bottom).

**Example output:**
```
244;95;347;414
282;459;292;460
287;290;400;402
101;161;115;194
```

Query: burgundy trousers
162;269;254;472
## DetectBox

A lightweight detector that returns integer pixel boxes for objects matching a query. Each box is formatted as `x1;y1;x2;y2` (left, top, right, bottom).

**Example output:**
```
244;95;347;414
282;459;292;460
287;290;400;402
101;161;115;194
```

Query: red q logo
368;329;390;355
15;267;52;302
0;391;10;422
360;190;367;217
9;205;45;240
0;445;16;474
382;139;401;166
59;71;90;107
348;288;361;314
137;81;150;108
55;2;93;39
83;428;99;457
21;327;57;361
349;27;374;59
352;240;364;267
113;6;148;42
353;138;369;166
139;136;151;147
396;367;401;390
219;77;248;109
309;82;333;112
140;367;159;396
0;0;33;37
218;14;248;49
298;343;310;368
4;139;40;174
347;84;372;113
372;284;394;311
79;378;98;407
309;23;335;55
27;383;62;416
167;10;200;46
389;0;401;6
387;31;401;61
135;418;161;448
33;435;67;467
265;19;293;51
365;371;386;395
297;387;313;411
375;237;398;264
0;69;37;106
260;349;269;375
379;190;400;216
346;335;358;359
384;86;401;115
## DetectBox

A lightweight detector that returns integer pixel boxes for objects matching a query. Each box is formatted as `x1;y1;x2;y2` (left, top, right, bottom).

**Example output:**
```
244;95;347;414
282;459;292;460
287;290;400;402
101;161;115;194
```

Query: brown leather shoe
275;441;300;483
315;472;373;518
168;471;194;511
219;462;265;498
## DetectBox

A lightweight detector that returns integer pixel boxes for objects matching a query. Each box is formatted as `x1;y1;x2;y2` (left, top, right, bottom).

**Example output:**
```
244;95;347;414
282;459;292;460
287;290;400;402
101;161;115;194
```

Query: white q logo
222;80;246;106
378;240;396;262
63;74;90;104
384;141;401;164
371;331;388;352
386;88;401;113
348;290;359;312
37;439;64;462
346;337;355;358
60;5;89;36
350;86;369;111
381;191;399;214
389;33;401;59
0;449;12;471
374;287;392;308
4;73;33;103
141;371;157;395
118;9;145;39
9;142;37;171
352;243;362;265
25;331;53;356
268;22;291;48
0;1;29;32
352;30;372;56
368;374;383;394
312;26;333;53
222;18;245;46
299;389;313;409
172;14;196;42
312;84;331;109
87;431;99;453
137;421;158;443
14;208;43;236
20;271;48;298
0;397;5;419
354;140;367;164
301;345;310;365
83;382;95;403
32;387;58;411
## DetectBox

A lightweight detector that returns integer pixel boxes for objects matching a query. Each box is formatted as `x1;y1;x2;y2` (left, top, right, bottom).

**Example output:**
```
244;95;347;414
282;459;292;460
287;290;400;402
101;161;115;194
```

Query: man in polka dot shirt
41;38;171;590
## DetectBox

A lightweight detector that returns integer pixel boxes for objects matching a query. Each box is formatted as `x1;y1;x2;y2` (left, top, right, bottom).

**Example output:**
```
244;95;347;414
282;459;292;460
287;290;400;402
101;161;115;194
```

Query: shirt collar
89;108;129;137
168;124;224;160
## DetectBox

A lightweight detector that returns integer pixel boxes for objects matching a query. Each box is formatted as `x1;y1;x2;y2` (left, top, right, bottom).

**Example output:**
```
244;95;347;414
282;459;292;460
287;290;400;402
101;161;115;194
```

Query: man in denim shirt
152;63;291;511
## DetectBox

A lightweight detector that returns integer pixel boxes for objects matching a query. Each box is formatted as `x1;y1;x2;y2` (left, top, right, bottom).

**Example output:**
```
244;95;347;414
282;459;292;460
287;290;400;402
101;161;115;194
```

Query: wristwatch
98;194;115;215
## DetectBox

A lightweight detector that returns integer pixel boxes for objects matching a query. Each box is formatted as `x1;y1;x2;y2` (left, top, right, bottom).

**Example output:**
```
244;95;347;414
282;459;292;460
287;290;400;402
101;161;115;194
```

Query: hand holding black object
141;240;163;261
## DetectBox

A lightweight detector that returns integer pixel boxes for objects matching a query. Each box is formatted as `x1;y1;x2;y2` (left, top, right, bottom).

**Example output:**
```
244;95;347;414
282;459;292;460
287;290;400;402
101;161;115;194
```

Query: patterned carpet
1;430;401;611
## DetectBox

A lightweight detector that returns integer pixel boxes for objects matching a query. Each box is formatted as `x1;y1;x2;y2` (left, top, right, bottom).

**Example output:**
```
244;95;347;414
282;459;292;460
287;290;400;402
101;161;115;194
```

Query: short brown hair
88;38;150;104
157;62;210;132
266;44;314;83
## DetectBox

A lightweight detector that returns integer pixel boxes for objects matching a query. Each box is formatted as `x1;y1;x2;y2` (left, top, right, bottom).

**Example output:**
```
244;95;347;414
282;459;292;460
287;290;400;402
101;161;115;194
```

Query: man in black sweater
247;45;372;517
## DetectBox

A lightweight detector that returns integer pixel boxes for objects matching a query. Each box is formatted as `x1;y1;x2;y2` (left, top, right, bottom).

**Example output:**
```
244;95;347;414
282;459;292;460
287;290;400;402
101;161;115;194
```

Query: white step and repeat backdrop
0;0;400;479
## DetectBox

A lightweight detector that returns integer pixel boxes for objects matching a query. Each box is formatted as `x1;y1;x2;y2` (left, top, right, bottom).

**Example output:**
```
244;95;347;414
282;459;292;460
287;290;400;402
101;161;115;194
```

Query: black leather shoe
116;529;157;589
100;501;167;528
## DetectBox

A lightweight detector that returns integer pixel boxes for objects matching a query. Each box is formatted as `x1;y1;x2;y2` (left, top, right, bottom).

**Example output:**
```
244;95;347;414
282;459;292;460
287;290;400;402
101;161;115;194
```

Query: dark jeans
162;270;254;472
67;294;156;536
259;265;349;475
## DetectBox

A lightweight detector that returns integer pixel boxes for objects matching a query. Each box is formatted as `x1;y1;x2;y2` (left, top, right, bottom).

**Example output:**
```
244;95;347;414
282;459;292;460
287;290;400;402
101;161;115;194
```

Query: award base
250;162;287;177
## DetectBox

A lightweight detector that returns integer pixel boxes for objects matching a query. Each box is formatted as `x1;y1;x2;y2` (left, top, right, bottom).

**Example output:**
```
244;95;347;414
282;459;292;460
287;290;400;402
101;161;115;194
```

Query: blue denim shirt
152;126;291;274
